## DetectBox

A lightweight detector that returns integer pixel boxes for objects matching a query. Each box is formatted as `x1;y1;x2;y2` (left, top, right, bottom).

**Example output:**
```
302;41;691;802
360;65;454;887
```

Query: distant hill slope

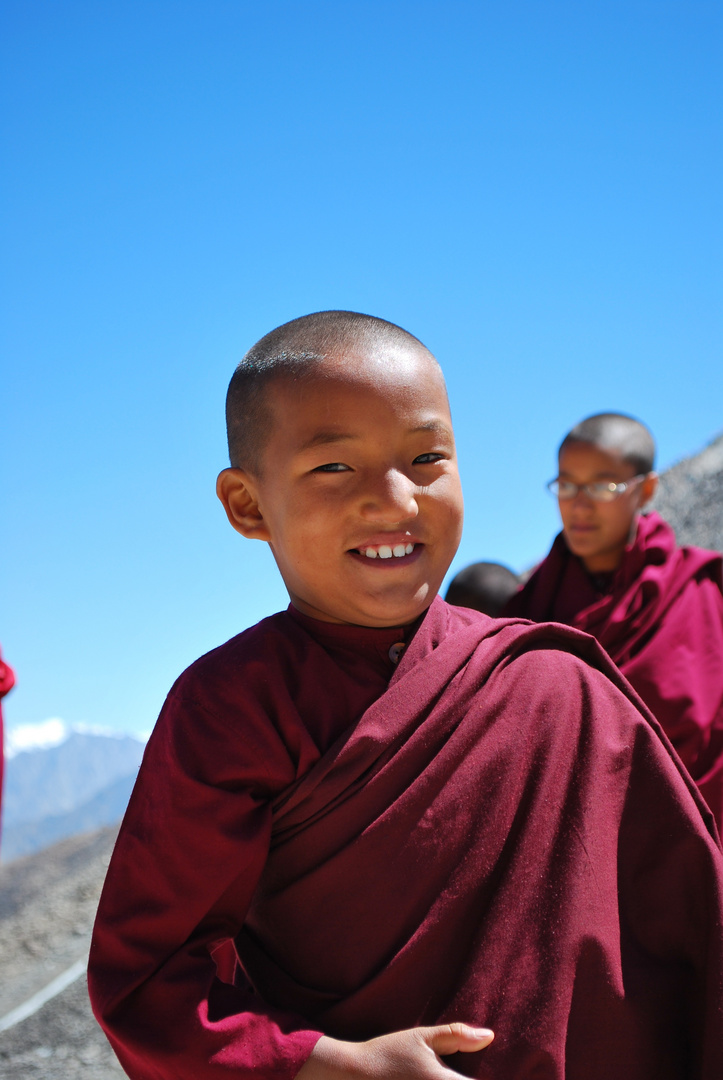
1;774;139;863
651;431;723;552
3;731;145;825
1;732;145;864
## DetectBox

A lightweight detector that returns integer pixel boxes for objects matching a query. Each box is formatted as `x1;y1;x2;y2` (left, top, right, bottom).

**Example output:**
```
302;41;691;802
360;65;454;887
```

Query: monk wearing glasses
505;411;723;829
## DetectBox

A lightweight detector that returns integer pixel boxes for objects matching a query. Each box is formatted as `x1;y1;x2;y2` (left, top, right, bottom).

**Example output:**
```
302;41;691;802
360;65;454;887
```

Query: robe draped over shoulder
89;597;723;1080
504;511;723;827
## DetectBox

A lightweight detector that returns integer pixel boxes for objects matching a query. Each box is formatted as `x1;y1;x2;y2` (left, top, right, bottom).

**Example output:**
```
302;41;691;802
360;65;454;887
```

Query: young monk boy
89;317;723;1080
504;412;723;830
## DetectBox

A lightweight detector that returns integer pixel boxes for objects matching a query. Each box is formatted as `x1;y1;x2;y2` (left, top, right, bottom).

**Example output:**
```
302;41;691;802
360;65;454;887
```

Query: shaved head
559;413;656;475
226;310;439;474
445;561;520;618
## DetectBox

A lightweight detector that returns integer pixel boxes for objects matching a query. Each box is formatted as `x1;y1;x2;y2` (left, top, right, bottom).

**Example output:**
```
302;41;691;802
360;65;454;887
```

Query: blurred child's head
445;562;520;617
217;311;464;628
552;412;657;574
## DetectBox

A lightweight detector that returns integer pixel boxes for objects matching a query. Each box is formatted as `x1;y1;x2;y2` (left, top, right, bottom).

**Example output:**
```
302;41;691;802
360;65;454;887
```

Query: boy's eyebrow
298;420;453;453
559;469;629;479
298;431;359;452
411;420;454;437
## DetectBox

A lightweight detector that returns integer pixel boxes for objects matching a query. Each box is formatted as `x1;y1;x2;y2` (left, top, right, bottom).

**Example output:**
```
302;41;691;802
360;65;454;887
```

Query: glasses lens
588;482;621;502
549;478;638;501
549;480;577;500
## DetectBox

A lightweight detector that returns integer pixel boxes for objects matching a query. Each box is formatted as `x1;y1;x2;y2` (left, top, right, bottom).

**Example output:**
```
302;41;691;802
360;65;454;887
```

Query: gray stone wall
651;432;723;553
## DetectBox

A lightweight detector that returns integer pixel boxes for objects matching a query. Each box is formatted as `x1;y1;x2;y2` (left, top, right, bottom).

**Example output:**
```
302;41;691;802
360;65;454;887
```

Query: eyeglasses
546;475;646;502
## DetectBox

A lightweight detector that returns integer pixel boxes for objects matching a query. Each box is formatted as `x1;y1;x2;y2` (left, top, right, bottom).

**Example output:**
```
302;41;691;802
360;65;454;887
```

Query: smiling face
217;342;464;627
556;441;656;573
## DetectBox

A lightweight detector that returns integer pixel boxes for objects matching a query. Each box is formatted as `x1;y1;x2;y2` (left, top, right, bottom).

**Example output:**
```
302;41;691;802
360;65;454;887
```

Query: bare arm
296;1024;494;1080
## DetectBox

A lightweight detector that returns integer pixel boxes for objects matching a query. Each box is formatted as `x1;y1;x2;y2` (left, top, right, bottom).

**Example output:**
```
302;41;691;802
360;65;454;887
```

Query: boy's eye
313;462;350;473
413;453;445;465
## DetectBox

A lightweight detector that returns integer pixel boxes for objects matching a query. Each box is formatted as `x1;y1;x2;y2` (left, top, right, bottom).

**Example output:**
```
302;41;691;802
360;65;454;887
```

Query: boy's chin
563;531;599;557
291;592;435;628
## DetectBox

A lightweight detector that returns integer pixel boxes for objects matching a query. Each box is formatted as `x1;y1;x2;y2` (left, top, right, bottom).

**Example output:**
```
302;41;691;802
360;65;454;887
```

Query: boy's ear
216;468;271;541
639;471;658;508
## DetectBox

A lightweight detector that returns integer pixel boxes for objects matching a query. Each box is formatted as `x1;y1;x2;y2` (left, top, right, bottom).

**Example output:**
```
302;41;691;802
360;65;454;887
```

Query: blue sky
2;0;721;737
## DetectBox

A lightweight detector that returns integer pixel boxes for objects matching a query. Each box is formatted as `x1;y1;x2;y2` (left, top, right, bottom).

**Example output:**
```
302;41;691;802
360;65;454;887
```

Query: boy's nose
360;470;419;521
569;487;595;509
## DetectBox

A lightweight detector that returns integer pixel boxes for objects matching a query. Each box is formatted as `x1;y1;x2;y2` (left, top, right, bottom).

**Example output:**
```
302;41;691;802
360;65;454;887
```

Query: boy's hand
296;1023;494;1079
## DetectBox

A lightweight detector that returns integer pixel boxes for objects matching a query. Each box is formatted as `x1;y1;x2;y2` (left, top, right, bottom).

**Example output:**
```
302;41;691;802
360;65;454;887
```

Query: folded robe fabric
89;597;723;1080
504;511;723;827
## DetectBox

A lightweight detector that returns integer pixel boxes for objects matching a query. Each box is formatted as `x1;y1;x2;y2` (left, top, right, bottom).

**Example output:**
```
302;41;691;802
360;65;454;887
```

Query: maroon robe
89;598;723;1080
504;511;723;827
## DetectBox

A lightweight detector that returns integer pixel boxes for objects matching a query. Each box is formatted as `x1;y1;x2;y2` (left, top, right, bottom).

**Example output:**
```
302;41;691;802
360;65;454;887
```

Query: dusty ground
0;827;126;1079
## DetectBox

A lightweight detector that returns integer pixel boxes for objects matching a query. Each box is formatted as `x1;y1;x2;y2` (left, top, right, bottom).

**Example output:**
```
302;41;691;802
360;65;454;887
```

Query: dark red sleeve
88;683;323;1080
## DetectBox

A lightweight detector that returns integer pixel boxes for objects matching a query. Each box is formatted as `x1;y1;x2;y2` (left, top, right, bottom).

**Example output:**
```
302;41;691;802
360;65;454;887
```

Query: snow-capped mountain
1;722;147;863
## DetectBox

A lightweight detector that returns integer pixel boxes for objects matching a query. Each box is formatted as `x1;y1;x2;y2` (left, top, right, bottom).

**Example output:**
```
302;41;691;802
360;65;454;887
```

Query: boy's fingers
421;1022;495;1056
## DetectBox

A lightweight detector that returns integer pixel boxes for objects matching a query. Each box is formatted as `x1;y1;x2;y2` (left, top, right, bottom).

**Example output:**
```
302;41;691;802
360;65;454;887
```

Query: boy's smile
217;342;464;627
556;443;656;573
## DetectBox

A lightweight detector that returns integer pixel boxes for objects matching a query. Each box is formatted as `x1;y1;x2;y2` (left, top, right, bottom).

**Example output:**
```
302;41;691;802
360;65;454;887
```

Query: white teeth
363;542;415;559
